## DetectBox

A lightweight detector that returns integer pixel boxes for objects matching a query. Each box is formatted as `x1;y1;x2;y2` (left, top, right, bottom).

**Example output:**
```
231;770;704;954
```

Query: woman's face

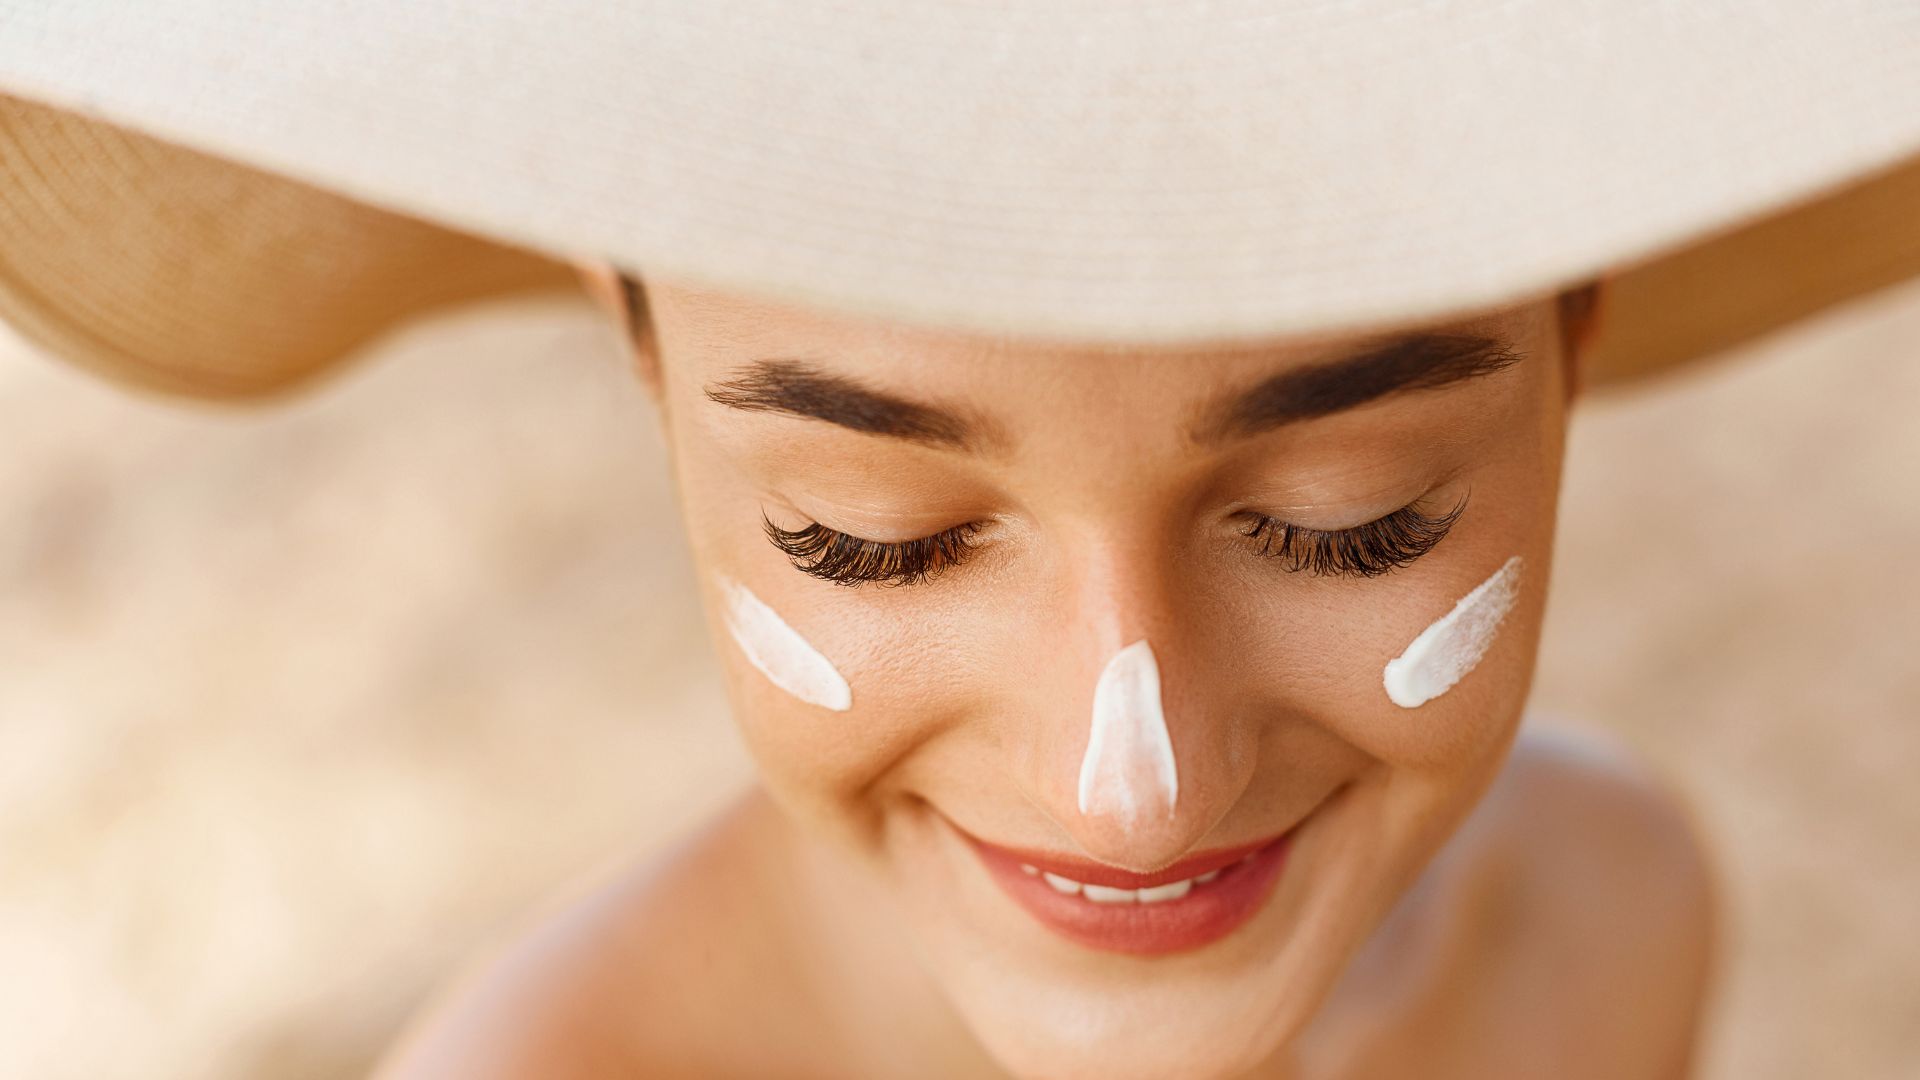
601;271;1573;1079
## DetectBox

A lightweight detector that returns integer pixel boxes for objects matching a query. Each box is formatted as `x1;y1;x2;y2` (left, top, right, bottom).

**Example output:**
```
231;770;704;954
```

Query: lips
964;829;1293;956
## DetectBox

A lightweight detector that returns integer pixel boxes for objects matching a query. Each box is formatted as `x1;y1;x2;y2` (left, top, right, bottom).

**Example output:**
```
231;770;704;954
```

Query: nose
1078;639;1179;828
1022;544;1256;872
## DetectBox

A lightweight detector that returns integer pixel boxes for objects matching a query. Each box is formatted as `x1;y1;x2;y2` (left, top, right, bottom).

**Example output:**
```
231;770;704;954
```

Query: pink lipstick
965;830;1292;955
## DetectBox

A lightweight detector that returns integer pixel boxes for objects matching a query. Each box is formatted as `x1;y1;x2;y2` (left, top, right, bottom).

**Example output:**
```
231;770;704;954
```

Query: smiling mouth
961;828;1295;956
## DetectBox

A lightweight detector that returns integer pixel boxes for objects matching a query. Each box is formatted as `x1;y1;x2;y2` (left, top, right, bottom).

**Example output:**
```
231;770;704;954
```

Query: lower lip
969;834;1293;956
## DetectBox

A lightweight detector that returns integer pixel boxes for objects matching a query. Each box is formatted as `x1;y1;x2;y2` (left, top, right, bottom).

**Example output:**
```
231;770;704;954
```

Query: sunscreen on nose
1078;640;1179;825
1383;555;1522;708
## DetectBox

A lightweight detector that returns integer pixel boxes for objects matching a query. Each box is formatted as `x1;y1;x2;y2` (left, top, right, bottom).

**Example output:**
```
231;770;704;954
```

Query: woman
365;268;1715;1078
1;4;1915;1078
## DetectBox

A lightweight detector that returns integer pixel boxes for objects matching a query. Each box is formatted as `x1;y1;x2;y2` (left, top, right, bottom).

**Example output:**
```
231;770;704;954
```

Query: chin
951;972;1305;1080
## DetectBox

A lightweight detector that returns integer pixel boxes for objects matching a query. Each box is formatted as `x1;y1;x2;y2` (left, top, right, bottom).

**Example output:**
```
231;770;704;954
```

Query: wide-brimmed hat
2;2;1917;401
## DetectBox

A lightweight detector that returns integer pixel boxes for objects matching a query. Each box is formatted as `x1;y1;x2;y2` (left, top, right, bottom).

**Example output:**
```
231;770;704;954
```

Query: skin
373;269;1718;1079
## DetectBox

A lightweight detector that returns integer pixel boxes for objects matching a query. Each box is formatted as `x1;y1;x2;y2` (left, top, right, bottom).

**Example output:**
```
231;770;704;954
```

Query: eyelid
771;497;994;545
1234;462;1471;532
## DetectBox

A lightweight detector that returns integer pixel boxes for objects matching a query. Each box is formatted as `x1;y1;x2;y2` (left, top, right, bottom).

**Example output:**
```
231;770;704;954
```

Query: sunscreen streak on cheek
1383;555;1523;708
718;576;852;711
1077;641;1179;825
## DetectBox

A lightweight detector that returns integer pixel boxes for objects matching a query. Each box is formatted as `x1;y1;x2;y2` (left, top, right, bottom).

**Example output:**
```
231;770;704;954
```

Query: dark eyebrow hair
1189;332;1523;445
704;359;977;449
703;333;1521;453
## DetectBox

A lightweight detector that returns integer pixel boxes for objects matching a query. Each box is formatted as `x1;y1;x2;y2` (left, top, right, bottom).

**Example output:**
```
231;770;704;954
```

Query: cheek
718;576;851;711
1198;481;1546;783
709;575;966;824
1310;553;1543;774
1309;445;1558;775
1382;554;1524;709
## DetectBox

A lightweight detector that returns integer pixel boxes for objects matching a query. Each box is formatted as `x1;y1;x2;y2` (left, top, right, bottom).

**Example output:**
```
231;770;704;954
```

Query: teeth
1029;866;1221;903
1020;863;1039;876
1136;879;1193;903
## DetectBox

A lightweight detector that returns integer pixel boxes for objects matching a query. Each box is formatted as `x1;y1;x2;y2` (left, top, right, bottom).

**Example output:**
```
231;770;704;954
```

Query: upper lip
962;829;1289;890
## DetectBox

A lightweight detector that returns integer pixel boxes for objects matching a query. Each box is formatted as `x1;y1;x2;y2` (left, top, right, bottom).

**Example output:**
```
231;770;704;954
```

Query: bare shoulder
370;789;815;1080
1463;724;1722;1078
1490;724;1720;943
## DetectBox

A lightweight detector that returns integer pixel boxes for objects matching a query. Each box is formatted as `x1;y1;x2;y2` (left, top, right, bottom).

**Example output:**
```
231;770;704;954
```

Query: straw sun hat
1;2;1917;401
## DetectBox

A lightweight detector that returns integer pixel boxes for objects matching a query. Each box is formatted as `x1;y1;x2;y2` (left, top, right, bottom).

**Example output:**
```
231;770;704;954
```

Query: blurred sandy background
2;276;1916;1080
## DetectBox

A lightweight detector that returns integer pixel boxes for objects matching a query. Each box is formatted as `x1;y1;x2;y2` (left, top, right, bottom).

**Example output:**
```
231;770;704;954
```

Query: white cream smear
718;577;851;711
1382;555;1523;708
1077;640;1179;825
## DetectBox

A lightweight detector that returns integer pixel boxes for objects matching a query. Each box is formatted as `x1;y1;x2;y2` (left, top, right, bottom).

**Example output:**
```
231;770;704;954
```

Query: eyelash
1239;495;1467;578
763;514;983;588
765;494;1467;588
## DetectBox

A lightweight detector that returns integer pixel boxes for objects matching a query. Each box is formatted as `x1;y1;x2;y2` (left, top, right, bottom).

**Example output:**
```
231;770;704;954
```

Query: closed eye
1239;494;1467;577
762;514;983;587
763;493;1465;588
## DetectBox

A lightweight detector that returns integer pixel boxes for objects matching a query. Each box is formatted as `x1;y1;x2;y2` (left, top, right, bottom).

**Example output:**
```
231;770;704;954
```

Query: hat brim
7;2;1920;398
0;93;574;402
2;92;1918;401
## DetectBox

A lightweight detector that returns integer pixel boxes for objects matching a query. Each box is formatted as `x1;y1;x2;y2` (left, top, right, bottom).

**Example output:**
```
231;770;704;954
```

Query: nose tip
1064;639;1219;871
1076;640;1177;823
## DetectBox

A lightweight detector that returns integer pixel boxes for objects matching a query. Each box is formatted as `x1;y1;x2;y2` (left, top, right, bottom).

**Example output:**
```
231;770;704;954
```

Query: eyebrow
701;332;1521;451
1187;332;1523;445
704;359;979;449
